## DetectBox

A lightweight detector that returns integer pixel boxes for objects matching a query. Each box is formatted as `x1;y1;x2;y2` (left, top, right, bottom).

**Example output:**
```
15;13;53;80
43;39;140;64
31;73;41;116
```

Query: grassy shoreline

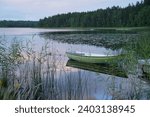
0;29;150;100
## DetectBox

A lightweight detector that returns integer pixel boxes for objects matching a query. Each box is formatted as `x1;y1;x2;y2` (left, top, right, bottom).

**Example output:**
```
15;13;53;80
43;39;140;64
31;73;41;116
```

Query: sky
0;0;142;21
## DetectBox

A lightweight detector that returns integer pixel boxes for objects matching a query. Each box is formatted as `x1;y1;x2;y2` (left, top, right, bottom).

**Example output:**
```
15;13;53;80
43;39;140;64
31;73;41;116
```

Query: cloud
0;0;141;20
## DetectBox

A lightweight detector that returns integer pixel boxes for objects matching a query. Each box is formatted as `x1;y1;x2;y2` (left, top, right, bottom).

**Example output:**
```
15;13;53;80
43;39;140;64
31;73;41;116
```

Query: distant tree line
0;20;38;27
0;0;149;27
39;0;150;27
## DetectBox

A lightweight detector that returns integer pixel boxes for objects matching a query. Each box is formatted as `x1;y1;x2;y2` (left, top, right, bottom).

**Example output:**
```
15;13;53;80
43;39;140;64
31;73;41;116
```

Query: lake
0;28;150;100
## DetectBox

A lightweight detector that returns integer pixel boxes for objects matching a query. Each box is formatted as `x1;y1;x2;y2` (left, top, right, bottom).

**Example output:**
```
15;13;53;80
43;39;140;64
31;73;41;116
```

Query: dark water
0;28;150;100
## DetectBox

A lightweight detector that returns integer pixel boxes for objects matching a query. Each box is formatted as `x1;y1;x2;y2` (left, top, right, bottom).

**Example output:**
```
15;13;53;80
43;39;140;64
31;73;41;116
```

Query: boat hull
66;52;117;64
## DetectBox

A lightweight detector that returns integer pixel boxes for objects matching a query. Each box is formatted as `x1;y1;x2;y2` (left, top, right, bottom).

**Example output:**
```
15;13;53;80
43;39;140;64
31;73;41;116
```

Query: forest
0;0;150;27
39;0;150;27
0;20;38;27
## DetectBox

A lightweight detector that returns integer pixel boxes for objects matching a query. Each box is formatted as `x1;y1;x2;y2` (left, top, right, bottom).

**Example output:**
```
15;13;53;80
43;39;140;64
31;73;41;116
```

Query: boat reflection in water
66;60;127;78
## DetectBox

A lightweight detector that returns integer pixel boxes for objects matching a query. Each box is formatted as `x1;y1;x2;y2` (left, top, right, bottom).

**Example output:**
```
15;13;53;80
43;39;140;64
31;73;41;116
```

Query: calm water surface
0;28;150;100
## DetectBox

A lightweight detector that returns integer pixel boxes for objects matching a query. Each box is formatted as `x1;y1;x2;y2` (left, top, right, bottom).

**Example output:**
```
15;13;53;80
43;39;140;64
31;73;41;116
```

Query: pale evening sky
0;0;141;21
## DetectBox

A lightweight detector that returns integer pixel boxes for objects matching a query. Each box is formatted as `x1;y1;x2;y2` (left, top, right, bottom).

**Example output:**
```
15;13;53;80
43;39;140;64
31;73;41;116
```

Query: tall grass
0;38;91;100
104;32;150;99
0;33;150;100
120;33;150;76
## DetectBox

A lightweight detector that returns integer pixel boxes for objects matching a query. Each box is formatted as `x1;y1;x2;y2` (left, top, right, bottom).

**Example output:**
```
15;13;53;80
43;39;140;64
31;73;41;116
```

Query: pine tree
144;0;150;5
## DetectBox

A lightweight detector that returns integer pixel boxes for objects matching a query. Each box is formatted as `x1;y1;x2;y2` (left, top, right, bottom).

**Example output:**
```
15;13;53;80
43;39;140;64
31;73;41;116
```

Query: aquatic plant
0;38;91;100
0;31;150;100
121;32;150;79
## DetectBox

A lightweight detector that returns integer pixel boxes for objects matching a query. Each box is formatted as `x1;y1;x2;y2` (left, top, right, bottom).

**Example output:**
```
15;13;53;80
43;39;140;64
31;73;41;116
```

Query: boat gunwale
66;52;116;58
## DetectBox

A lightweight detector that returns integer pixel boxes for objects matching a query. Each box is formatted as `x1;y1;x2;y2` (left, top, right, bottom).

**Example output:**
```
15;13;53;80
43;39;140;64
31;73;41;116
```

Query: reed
0;38;91;100
0;32;150;100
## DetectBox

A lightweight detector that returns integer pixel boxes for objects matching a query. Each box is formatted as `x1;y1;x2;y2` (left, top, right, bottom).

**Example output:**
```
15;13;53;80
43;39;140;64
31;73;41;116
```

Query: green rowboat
66;51;119;64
